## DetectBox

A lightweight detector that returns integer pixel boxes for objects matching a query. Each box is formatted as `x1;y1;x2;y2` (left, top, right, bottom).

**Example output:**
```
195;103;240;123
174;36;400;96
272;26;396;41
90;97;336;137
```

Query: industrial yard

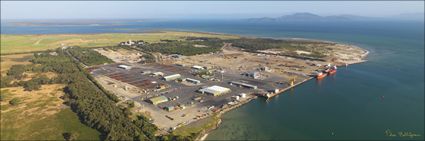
90;62;288;131
89;38;368;133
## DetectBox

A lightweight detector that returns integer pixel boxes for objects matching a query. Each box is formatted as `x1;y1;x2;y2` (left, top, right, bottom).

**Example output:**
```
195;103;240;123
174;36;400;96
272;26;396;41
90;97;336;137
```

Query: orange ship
328;66;337;75
316;72;327;79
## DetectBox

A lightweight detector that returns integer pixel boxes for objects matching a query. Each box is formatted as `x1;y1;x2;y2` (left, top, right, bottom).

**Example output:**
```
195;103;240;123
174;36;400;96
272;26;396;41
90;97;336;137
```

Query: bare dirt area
258;43;368;66
326;44;369;64
175;46;318;77
94;48;143;63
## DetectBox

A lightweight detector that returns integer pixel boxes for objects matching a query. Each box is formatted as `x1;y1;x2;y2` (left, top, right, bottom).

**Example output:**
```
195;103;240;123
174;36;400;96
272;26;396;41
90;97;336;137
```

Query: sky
1;1;424;19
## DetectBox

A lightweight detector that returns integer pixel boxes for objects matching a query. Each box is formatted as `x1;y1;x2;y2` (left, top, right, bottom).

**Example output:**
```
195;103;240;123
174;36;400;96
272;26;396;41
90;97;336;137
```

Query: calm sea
2;20;424;140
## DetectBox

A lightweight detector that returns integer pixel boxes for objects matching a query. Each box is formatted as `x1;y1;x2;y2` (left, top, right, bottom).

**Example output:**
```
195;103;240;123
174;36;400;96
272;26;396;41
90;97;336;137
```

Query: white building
191;65;204;70
118;65;132;70
162;74;181;81
229;81;258;89
198;85;231;96
185;78;201;84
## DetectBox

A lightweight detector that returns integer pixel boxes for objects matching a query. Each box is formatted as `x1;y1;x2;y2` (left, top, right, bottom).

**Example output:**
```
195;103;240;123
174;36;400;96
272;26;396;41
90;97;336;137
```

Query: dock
261;77;313;99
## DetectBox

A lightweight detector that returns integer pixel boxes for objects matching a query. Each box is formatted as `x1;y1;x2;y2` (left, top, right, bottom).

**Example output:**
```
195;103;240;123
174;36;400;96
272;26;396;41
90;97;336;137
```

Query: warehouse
198;85;231;96
185;78;201;84
148;96;169;105
229;81;258;89
162;74;181;81
191;65;204;70
118;64;132;70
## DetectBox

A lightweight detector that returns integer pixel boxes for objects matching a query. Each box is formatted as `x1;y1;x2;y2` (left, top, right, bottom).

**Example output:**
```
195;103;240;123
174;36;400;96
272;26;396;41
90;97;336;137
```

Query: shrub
9;98;21;106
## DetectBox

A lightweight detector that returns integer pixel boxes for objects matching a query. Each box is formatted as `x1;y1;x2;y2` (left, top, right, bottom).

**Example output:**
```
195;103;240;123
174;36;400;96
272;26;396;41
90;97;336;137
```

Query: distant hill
246;13;366;22
246;12;423;22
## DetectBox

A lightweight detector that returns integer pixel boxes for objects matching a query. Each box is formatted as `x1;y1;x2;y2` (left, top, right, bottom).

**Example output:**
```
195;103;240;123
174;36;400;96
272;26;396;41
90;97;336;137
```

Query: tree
7;65;27;79
0;94;4;101
23;80;41;91
63;132;79;141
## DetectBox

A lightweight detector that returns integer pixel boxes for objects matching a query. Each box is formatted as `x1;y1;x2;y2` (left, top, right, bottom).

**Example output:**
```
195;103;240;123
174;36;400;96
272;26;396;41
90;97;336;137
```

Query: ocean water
2;20;424;140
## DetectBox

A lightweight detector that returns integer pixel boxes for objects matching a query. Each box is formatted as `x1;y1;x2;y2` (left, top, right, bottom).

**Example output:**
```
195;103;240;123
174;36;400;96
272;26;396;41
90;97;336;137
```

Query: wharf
263;77;313;99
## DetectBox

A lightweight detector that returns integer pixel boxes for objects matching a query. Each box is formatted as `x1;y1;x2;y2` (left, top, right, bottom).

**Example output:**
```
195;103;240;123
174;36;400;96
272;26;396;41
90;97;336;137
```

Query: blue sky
1;1;424;19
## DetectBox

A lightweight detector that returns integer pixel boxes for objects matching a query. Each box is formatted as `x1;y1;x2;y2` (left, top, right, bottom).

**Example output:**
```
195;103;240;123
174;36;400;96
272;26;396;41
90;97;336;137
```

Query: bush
23;80;42;91
9;98;21;106
63;132;79;141
0;76;14;88
7;65;27;79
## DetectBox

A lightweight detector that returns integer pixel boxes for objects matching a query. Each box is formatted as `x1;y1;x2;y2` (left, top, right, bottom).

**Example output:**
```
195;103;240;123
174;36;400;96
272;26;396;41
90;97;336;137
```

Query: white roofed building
198;85;231;96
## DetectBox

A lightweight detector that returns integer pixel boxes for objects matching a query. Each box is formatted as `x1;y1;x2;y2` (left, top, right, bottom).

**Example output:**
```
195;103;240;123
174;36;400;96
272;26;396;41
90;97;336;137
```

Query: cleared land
1;31;238;54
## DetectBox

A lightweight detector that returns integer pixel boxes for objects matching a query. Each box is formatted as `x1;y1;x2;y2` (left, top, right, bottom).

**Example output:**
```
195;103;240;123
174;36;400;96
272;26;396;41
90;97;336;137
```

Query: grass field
0;54;100;140
1;31;239;54
172;115;220;137
0;53;33;75
0;85;100;140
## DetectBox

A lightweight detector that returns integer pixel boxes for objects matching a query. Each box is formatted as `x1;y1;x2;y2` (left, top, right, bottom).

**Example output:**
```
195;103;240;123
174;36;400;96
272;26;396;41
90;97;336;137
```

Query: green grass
1;31;239;54
1;108;100;140
172;115;220;137
0;87;100;140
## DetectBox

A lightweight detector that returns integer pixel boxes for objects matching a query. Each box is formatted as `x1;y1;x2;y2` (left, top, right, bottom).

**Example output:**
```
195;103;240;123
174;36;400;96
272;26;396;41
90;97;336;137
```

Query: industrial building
151;72;165;76
198;85;231;96
162;74;182;81
191;65;204;70
185;78;201;84
164;106;175;111
148;96;169;105
242;71;260;79
118;64;131;70
229;81;258;89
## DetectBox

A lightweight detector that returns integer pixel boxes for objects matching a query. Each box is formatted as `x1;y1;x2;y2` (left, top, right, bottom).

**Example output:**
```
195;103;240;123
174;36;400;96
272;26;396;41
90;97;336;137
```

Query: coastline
197;48;369;141
1;30;370;140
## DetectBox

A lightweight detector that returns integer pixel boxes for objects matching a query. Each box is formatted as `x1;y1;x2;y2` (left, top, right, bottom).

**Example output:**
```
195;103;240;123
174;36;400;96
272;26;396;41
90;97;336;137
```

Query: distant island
246;12;424;22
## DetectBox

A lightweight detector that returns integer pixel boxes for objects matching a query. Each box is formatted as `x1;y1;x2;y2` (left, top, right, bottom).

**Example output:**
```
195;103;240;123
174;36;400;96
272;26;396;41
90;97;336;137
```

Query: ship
328;66;337;75
316;72;327;79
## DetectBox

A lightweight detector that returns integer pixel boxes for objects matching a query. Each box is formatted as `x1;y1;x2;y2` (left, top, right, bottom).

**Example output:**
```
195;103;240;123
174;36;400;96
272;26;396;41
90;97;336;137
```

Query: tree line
1;49;158;140
67;47;114;66
135;38;224;56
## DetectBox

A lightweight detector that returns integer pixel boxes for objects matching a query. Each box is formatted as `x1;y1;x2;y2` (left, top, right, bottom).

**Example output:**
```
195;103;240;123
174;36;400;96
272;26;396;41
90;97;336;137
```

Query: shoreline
197;50;369;141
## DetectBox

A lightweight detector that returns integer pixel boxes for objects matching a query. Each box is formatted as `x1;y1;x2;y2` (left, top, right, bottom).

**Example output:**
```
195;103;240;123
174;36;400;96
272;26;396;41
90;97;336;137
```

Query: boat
316;72;327;79
328;66;337;75
324;68;331;73
328;69;337;75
